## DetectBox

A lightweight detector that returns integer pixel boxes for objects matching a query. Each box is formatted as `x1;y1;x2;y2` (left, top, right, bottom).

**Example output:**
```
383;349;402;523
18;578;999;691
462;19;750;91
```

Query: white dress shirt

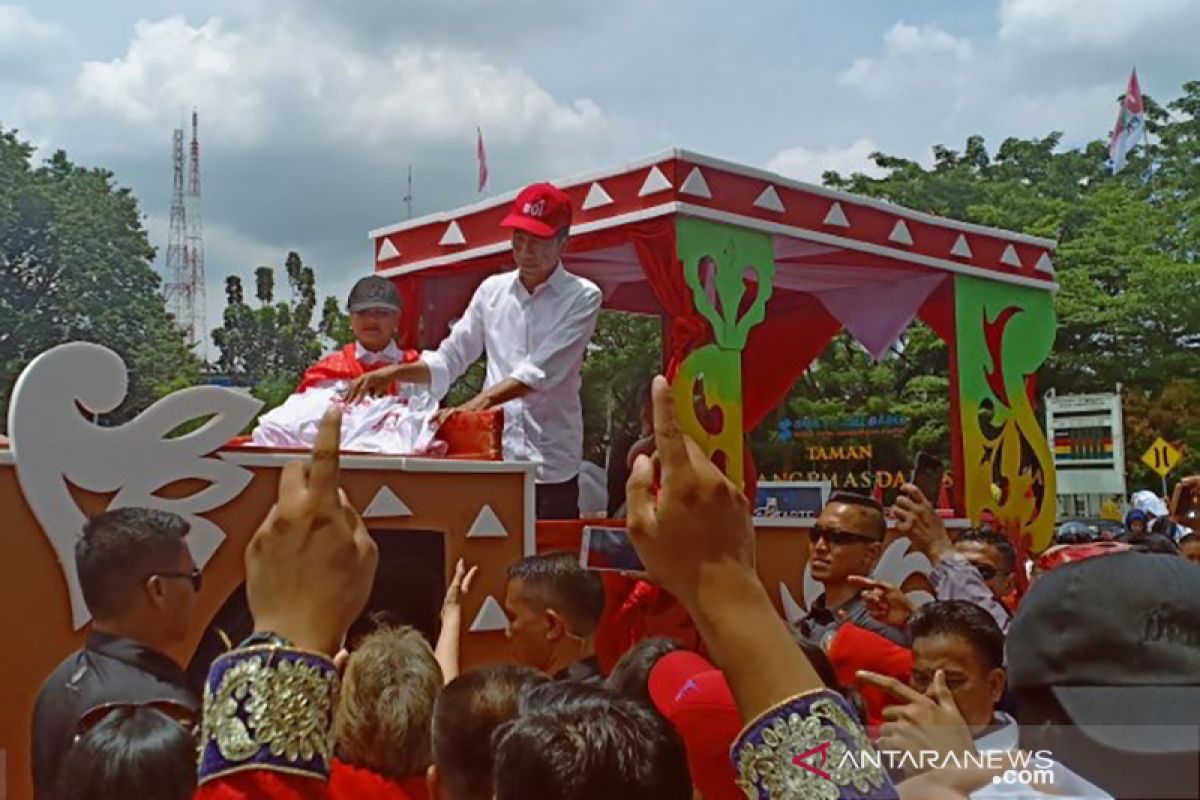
421;264;602;483
972;712;1112;800
355;340;404;366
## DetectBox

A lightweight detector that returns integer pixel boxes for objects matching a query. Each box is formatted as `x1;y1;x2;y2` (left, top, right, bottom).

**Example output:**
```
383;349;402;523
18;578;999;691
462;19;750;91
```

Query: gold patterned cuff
733;689;897;800
198;645;339;785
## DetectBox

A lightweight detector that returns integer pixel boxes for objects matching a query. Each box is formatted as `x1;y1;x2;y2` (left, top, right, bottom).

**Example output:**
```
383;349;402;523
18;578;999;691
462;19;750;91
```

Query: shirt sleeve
508;284;602;392
421;286;487;400
929;553;1011;632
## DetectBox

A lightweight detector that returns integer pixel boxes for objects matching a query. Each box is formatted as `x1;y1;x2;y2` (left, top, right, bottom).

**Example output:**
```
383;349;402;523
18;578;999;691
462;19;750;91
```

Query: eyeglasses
150;568;202;592
75;700;198;741
810;526;880;546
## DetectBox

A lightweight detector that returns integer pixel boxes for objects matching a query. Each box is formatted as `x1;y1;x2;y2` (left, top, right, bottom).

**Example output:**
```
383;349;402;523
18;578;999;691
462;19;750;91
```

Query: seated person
252;275;437;452
296;275;419;394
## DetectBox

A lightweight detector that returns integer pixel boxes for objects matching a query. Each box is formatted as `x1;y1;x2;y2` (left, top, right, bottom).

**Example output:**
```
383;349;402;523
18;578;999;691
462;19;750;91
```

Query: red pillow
436;408;503;460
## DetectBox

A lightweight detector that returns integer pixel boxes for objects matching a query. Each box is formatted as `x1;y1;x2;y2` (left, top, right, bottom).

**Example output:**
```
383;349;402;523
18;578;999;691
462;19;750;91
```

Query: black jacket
31;631;197;799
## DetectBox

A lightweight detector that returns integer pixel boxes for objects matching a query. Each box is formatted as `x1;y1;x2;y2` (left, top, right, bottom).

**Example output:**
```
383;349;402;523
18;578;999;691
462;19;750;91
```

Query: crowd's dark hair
56;706;196;800
909;600;1005;670
493;684;691;800
1149;516;1178;538
827;491;886;539
959;527;1017;572
605;637;686;710
1129;533;1181;555
792;633;869;725
432;665;548;800
76;508;190;619
506;552;606;636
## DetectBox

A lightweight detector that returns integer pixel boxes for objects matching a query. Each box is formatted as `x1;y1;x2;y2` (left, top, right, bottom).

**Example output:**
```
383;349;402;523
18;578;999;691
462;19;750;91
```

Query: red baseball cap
648;651;743;800
500;182;573;238
1035;541;1133;573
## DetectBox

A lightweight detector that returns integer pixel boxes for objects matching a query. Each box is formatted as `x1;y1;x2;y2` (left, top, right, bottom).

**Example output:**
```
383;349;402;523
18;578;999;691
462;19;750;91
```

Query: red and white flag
476;126;489;192
1109;68;1146;173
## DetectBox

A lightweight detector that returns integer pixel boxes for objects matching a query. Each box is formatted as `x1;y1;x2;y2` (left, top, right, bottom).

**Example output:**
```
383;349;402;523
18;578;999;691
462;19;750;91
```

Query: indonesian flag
1109;68;1145;173
477;126;489;192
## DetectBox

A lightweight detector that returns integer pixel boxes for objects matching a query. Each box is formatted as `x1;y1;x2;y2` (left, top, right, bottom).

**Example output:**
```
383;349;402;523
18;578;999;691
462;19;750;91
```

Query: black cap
1008;552;1200;754
347;275;400;313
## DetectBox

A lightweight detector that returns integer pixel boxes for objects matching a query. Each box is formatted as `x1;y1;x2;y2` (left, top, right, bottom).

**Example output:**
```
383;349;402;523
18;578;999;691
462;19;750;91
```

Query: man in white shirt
862;600;1111;799
346;183;602;519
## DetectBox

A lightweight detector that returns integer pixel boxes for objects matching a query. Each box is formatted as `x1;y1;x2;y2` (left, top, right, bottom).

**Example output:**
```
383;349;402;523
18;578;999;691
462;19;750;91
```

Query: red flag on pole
476;127;489;192
1108;68;1145;173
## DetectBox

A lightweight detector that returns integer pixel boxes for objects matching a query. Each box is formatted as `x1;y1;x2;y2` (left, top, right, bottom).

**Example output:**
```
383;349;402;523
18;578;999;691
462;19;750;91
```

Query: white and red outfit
251;342;440;454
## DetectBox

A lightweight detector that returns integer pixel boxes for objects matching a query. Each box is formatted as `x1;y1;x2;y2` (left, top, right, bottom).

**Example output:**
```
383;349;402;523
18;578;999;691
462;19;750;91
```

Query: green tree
210;252;348;410
0;128;201;429
789;80;1200;485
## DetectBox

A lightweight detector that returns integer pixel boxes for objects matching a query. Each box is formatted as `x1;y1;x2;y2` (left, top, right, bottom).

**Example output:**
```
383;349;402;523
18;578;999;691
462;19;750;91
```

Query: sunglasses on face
974;564;999;581
810;526;880;546
148;568;203;592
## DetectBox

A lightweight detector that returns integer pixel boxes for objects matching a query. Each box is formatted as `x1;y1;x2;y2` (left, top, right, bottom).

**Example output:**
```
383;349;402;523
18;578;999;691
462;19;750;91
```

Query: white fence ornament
8;343;262;629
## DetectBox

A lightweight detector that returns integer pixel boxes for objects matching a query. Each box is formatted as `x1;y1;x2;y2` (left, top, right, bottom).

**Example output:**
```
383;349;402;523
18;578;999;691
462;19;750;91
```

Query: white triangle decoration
823;202;849;227
377;237;400;261
466;504;508;539
753;185;785;213
638;166;672;197
950;234;972;259
1001;244;1022;268
363;486;412;518
889;220;914;246
469;595;510;633
582;182;614;211
439;220;466;246
679;167;712;199
1035;252;1054;274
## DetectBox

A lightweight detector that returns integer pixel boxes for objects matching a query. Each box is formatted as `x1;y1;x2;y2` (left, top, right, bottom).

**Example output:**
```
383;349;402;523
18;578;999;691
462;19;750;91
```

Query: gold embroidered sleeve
732;690;898;800
198;645;339;785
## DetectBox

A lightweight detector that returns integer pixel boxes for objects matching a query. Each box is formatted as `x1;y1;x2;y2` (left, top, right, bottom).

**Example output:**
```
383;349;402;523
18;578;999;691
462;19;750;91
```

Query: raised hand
245;405;379;656
625;376;755;606
441;558;479;622
344;367;398;405
858;669;976;774
848;575;915;630
893;483;954;563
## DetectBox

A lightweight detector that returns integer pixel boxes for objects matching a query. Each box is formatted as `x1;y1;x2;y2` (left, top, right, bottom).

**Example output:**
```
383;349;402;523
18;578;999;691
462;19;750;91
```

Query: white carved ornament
8;343;263;628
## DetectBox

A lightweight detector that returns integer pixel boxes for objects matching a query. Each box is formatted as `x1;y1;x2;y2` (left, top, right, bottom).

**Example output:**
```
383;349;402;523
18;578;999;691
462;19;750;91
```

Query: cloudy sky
3;0;1197;349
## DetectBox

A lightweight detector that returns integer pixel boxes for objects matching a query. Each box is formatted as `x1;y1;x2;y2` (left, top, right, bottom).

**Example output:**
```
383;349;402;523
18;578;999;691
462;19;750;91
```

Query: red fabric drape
394;276;423;349
741;293;842;432
626;220;710;380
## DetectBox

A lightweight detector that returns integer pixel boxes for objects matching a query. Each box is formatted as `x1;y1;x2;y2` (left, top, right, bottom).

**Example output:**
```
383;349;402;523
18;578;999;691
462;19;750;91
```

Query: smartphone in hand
911;452;943;505
580;526;645;572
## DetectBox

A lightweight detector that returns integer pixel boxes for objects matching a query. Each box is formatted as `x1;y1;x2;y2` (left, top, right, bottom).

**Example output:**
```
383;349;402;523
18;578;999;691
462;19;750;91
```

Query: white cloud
74;15;618;155
999;0;1198;55
838;22;975;100
0;4;69;82
0;4;65;48
766;138;887;183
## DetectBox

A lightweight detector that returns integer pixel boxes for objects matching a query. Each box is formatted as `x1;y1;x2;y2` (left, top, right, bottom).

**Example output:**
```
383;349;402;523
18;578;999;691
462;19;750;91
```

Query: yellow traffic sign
1142;437;1182;477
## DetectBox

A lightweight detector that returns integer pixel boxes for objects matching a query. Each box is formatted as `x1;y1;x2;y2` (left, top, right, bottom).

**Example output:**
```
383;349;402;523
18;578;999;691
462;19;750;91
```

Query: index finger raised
857;669;927;704
650;375;688;473
308;404;343;504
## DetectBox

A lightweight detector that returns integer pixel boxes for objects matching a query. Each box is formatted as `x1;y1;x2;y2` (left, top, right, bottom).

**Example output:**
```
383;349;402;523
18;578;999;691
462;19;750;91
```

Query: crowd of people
25;183;1200;799
29;378;1200;800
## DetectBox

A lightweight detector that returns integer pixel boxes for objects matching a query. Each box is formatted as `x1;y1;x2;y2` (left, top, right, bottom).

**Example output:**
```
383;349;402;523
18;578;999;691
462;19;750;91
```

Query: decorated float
0;148;1056;796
